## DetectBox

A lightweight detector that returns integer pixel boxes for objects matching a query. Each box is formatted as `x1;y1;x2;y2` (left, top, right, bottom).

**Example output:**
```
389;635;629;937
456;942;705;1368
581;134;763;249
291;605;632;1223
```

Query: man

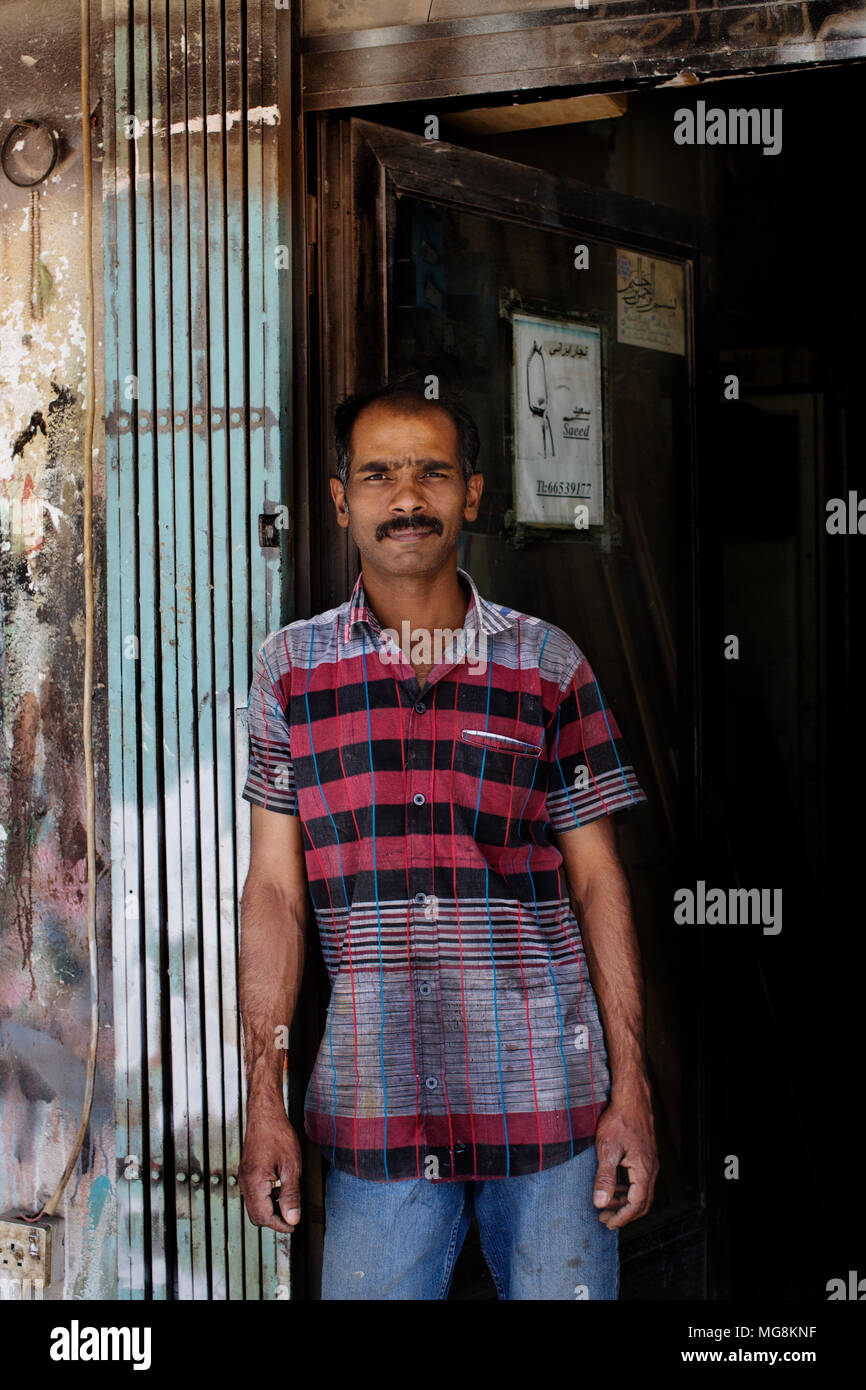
238;381;658;1300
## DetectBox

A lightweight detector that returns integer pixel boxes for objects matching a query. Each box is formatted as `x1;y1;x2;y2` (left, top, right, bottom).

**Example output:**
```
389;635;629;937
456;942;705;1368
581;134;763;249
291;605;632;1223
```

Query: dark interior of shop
291;64;864;1299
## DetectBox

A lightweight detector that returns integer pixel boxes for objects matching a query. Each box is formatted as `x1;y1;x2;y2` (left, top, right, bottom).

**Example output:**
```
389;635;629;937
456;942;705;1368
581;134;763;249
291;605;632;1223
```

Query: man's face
330;401;483;579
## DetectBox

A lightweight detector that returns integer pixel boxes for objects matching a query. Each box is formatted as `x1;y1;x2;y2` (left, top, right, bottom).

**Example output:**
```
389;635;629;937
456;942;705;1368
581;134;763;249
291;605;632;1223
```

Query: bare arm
553;816;658;1229
238;804;309;1233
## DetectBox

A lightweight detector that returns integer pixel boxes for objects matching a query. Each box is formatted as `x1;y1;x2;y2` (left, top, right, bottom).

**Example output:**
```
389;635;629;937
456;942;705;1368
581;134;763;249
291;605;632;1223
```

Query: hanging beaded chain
29;186;42;322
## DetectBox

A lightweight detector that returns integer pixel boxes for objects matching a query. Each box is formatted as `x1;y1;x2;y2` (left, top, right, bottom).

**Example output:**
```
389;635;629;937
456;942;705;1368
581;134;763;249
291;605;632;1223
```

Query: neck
360;561;469;638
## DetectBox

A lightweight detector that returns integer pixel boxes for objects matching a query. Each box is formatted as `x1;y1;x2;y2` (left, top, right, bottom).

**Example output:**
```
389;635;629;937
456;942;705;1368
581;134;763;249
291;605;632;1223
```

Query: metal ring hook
1;119;60;187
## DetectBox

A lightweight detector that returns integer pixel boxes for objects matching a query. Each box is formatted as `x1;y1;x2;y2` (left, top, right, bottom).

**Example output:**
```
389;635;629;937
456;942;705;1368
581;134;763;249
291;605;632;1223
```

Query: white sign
512;313;604;528
616;249;685;355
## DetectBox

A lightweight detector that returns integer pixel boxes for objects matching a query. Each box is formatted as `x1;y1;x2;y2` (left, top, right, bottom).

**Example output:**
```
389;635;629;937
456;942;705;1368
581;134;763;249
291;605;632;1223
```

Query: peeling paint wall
0;0;114;1298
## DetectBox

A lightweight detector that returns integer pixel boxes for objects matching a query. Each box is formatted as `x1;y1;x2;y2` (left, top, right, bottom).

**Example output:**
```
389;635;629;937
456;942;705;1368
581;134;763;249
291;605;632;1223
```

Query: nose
389;471;428;514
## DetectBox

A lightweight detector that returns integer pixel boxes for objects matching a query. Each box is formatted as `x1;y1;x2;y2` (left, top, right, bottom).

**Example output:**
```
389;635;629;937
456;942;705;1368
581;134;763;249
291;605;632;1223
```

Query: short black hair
333;377;481;489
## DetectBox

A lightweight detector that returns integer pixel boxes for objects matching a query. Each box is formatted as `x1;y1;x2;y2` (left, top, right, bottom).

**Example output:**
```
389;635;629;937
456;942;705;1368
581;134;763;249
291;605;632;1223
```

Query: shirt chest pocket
457;727;546;795
454;728;547;844
460;728;543;759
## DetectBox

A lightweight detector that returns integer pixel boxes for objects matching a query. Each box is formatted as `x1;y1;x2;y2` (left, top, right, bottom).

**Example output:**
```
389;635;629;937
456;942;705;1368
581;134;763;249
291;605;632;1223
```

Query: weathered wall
0;0;114;1297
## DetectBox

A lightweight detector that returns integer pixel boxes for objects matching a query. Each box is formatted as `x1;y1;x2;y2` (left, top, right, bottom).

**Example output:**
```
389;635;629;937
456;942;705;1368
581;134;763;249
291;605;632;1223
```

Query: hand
238;1097;303;1234
592;1090;659;1230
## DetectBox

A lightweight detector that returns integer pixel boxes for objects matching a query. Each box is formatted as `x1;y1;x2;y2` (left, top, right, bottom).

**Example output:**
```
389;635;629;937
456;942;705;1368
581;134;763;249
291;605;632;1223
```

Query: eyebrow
353;458;457;474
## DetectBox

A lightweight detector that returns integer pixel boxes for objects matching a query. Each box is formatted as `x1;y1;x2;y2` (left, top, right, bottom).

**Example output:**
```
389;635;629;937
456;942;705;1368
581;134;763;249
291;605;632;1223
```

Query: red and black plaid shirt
242;566;647;1181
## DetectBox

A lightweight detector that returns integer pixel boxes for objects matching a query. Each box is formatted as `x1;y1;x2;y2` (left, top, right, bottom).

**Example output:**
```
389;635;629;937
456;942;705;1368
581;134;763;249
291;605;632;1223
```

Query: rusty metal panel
152;0;208;1300
212;0;256;1302
176;0;231;1302
129;0;170;1301
250;0;292;1298
105;0;289;1299
105;0;147;1302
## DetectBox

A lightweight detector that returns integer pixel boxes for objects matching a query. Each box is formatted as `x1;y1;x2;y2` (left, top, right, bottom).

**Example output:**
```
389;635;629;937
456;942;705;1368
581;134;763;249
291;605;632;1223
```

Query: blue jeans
320;1143;619;1300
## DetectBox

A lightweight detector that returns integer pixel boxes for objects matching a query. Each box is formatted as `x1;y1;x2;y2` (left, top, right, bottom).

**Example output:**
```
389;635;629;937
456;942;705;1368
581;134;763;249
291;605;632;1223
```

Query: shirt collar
341;565;515;646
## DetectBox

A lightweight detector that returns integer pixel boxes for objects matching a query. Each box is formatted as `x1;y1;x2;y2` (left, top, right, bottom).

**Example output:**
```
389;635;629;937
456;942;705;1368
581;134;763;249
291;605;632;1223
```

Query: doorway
295;115;714;1299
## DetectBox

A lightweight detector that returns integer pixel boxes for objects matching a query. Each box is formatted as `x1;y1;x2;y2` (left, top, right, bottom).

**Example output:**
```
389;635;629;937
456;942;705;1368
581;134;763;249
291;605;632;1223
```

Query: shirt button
414;892;427;904
425;1076;438;1090
418;981;432;997
413;792;426;806
415;701;426;713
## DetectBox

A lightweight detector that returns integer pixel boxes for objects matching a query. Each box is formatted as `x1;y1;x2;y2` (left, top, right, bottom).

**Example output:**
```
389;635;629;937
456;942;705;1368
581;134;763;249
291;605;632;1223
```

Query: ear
463;472;484;523
330;476;351;526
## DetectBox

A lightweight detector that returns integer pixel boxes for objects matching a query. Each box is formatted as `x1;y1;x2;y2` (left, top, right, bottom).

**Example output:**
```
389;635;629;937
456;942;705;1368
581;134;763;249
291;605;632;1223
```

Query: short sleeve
546;649;648;831
241;637;298;815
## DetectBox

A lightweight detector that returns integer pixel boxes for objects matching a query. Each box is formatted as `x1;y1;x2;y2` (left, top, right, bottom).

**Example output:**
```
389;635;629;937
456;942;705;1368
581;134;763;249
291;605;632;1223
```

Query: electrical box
0;1213;56;1298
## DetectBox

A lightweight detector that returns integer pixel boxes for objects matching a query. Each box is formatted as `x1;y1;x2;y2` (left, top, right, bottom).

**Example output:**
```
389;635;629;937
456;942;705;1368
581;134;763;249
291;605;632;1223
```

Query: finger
261;1208;297;1233
601;1173;650;1229
618;1153;659;1216
601;1177;631;1214
592;1145;623;1209
241;1175;295;1233
259;1209;296;1234
596;1185;629;1226
276;1163;302;1228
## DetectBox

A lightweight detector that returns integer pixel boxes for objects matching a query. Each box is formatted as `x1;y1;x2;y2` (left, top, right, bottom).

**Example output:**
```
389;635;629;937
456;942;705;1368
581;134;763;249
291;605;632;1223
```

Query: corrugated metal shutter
103;0;288;1298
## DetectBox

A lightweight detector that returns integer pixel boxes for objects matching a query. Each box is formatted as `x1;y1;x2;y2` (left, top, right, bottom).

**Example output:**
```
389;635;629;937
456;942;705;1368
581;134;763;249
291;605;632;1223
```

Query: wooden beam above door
301;2;866;111
443;92;628;135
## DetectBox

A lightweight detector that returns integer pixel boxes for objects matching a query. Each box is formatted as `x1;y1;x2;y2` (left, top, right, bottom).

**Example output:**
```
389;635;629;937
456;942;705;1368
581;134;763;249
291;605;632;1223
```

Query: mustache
376;515;443;541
